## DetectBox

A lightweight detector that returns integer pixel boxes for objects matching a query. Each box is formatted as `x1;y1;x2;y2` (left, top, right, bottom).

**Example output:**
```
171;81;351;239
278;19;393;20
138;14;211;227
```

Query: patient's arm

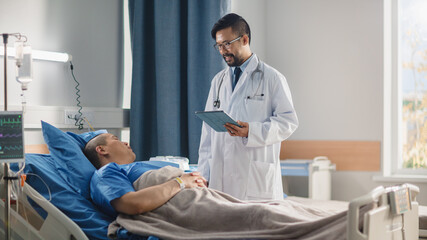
111;172;206;215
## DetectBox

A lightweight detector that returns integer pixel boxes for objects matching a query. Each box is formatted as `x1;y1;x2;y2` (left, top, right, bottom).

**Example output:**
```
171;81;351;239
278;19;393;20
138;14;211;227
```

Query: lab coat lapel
230;55;259;100
221;68;233;113
233;55;258;93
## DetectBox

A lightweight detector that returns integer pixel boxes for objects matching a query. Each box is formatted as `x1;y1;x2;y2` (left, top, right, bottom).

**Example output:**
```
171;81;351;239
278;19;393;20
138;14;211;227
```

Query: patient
84;133;207;218
85;133;350;240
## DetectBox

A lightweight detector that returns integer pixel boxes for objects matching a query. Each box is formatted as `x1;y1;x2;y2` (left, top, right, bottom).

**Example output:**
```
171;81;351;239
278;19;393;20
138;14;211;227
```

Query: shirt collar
231;53;254;75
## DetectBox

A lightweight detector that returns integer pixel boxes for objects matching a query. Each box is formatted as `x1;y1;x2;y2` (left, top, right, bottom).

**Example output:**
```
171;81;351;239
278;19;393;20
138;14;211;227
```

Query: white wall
267;0;383;141
230;0;267;62
0;0;123;108
0;0;126;142
232;0;427;204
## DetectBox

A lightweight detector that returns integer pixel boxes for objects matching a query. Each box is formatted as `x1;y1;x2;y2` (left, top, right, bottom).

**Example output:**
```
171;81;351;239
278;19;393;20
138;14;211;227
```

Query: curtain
129;0;229;163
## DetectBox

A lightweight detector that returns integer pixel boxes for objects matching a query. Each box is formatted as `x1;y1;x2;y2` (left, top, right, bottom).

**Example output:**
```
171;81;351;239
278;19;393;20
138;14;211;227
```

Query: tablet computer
195;110;242;132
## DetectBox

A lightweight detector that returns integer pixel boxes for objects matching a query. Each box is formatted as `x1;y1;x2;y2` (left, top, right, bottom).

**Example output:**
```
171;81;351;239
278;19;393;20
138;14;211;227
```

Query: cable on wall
69;61;84;130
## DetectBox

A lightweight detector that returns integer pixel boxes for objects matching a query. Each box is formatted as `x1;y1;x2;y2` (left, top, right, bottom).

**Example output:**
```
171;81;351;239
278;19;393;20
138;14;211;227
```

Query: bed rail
347;183;419;240
0;177;88;240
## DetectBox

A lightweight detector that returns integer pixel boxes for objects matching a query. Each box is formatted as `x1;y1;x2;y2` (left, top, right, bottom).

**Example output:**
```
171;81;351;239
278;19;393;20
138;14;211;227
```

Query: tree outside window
400;0;427;170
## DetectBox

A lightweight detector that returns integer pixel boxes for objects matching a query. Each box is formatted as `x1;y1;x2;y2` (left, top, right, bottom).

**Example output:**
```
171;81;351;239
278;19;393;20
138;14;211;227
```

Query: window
123;0;132;110
121;0;132;143
385;0;427;176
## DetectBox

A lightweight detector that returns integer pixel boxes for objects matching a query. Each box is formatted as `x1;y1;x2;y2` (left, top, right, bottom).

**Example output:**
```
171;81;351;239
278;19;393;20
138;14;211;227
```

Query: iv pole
1;32;25;240
3;34;8;111
2;33;11;240
1;33;68;240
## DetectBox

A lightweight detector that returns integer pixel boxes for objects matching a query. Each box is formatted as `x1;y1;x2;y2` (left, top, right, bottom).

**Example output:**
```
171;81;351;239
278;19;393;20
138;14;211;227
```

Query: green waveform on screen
0;155;23;159
0;116;22;126
3;145;23;151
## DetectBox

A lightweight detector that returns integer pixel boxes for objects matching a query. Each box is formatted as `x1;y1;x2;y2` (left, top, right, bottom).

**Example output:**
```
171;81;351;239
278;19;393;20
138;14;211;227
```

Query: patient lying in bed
84;133;354;240
84;133;207;218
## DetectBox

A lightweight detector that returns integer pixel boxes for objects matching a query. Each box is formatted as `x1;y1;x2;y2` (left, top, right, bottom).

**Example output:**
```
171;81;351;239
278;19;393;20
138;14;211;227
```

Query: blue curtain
129;0;229;163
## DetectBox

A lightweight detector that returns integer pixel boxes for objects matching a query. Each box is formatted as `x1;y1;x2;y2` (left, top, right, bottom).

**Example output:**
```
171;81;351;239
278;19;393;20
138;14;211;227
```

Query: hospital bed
1;153;425;240
0;122;425;239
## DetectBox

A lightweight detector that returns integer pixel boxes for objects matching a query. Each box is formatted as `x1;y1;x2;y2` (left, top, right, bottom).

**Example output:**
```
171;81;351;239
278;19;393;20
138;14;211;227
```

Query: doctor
198;13;298;201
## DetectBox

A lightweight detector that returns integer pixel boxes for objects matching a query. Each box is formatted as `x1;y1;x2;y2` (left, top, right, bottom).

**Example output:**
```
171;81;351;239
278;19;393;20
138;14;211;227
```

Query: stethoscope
213;61;264;109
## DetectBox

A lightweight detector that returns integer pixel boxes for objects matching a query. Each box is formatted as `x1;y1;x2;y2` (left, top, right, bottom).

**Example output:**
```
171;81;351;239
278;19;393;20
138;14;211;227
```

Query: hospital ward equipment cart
280;156;336;200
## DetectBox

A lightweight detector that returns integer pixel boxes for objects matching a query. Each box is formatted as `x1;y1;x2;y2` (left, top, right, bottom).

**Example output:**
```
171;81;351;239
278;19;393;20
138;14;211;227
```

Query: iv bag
14;40;24;67
15;44;33;90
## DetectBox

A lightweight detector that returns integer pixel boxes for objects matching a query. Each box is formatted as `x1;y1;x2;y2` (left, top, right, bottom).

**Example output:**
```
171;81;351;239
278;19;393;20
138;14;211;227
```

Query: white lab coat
198;54;298;200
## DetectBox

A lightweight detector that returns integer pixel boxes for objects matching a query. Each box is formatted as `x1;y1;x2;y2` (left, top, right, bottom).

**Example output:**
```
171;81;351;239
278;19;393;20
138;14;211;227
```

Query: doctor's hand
224;121;249;138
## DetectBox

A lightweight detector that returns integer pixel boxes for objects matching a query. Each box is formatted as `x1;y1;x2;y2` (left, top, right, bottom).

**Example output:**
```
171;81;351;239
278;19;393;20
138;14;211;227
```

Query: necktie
233;67;242;91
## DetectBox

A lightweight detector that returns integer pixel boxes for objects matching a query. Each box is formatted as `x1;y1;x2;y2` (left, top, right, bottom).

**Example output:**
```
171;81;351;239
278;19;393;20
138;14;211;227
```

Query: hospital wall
0;0;127;142
232;0;427;205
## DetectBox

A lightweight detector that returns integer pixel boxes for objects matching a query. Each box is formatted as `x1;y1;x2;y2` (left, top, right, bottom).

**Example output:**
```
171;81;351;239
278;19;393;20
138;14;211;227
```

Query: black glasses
213;36;242;51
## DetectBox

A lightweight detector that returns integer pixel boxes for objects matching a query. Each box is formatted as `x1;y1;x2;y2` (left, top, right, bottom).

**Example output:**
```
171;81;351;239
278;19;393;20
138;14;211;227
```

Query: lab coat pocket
245;98;267;122
246;160;274;199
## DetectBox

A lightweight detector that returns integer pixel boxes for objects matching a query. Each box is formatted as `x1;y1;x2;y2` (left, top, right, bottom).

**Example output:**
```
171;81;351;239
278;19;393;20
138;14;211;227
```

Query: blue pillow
41;121;107;199
20;153;113;240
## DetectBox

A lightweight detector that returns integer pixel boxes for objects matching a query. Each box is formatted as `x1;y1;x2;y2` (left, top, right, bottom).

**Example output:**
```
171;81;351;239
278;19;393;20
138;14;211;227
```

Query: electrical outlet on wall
64;110;94;125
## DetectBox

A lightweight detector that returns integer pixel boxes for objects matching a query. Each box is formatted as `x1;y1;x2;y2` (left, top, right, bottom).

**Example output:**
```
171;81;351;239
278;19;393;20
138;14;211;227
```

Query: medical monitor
0;111;24;163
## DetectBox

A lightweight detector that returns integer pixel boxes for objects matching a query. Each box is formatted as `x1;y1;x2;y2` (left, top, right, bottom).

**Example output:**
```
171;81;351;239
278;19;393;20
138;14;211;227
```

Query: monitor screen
0;111;24;163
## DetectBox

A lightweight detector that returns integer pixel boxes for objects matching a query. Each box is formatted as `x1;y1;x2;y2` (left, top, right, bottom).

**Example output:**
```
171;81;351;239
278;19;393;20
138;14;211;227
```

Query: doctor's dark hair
211;13;251;44
83;134;108;169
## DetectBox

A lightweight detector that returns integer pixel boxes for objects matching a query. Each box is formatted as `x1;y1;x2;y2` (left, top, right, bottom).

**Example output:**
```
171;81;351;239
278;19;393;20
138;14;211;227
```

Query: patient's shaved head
84;133;108;169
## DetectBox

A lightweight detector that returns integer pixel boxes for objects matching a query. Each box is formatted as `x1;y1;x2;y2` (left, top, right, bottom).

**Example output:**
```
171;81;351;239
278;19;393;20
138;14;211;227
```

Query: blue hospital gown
90;162;163;218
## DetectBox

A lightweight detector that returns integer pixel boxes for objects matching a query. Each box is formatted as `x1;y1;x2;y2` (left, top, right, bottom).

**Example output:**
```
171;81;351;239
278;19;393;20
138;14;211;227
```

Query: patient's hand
112;171;207;215
181;172;207;188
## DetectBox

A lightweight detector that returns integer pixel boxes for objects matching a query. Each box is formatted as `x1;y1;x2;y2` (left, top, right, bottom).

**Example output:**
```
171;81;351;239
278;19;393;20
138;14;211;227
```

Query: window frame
384;0;427;176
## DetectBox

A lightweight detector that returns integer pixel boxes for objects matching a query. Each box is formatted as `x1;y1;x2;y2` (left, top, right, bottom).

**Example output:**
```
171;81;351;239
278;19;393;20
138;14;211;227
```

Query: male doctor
198;13;298;201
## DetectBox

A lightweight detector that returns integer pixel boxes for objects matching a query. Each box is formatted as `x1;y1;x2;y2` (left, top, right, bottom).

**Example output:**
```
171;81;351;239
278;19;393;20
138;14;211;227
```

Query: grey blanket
108;166;359;240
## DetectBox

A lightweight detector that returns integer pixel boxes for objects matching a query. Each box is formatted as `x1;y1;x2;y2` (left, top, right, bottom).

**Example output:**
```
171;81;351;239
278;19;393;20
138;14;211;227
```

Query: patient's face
216;27;245;67
103;133;136;164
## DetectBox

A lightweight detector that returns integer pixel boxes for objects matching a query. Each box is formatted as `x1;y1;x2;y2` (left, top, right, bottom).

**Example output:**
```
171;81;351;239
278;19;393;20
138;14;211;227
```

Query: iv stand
3;34;8;111
1;33;11;240
1;32;27;240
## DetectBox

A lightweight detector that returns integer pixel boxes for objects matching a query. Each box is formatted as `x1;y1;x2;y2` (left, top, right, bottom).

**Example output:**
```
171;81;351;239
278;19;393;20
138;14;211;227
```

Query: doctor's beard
223;53;243;67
